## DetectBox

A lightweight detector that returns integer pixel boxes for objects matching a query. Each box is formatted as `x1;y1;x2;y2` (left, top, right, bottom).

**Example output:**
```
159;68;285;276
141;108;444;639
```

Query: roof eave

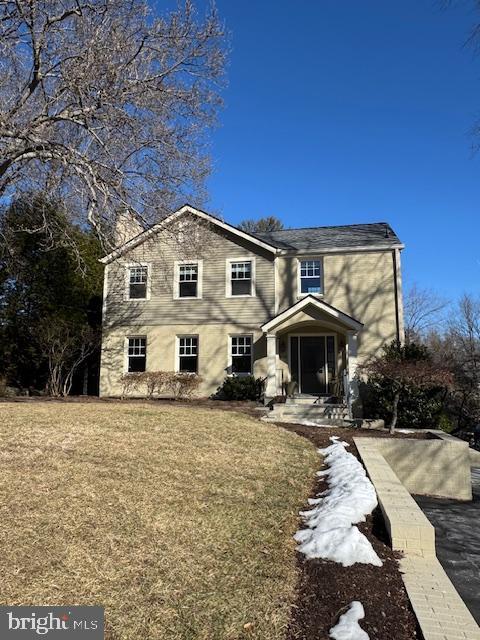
276;243;404;256
261;295;364;334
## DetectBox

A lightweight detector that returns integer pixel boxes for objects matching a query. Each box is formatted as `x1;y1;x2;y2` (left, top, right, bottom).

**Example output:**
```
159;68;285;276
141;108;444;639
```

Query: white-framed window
298;258;323;296
126;336;147;372
177;335;198;373
125;263;150;300
230;335;253;375
226;258;255;297
174;260;203;299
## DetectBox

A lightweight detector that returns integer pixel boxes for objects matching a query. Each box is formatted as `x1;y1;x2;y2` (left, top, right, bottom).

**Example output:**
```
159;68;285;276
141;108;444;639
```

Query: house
99;204;404;412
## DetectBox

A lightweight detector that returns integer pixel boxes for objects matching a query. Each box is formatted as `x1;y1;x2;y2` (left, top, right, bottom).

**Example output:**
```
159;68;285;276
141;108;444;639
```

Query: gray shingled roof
251;222;402;251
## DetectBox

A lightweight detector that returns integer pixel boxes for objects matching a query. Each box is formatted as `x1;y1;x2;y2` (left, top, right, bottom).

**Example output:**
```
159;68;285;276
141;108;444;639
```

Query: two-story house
99;204;404;410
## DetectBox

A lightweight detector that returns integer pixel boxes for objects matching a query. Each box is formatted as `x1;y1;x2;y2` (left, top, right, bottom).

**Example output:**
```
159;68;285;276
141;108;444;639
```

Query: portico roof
261;295;364;334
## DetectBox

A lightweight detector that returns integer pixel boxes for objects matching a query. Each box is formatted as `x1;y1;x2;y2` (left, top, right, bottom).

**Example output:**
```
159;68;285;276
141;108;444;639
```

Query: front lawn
0;402;317;640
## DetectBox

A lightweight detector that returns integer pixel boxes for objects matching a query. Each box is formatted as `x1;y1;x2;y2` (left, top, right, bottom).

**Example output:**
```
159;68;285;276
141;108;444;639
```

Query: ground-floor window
178;336;198;373
127;337;146;372
230;335;252;375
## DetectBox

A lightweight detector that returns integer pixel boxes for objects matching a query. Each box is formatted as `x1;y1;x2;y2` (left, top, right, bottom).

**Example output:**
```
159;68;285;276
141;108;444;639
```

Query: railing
343;369;352;418
276;368;286;397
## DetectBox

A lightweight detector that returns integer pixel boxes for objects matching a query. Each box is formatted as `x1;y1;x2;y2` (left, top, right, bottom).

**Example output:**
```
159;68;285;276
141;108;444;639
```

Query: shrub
216;375;264;401
120;371;202;399
0;376;7;398
120;372;143;399
168;373;202;399
360;340;451;431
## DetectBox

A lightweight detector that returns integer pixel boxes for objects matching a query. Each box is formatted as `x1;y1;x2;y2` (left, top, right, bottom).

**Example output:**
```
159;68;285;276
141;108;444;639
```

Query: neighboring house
99;204;404;410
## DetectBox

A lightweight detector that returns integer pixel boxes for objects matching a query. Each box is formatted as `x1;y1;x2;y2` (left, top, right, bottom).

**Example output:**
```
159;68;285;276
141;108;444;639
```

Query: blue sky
189;0;480;299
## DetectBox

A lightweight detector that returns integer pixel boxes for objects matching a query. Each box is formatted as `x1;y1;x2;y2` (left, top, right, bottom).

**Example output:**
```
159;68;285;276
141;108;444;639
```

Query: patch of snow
329;601;370;640
260;415;339;428
396;428;415;434
294;437;382;567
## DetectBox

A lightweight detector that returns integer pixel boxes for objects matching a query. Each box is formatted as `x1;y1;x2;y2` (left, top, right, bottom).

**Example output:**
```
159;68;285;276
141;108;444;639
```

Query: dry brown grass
0;402;317;640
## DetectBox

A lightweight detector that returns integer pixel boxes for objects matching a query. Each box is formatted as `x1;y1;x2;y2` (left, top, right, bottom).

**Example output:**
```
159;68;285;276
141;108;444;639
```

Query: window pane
232;355;251;374
291;336;299;384
231;262;251;279
128;338;146;355
129;266;147;283
300;277;321;294
231;336;252;356
179;264;198;281
128;355;146;372
179;355;198;373
327;336;336;377
129;282;147;299
179;281;197;297
179;337;198;355
231;279;251;296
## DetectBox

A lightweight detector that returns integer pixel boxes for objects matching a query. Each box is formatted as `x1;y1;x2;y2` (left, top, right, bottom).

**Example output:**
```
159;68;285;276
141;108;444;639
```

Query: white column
347;331;359;409
265;333;277;399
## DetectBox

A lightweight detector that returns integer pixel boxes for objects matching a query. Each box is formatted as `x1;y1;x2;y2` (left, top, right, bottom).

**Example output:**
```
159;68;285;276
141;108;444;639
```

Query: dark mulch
279;424;424;640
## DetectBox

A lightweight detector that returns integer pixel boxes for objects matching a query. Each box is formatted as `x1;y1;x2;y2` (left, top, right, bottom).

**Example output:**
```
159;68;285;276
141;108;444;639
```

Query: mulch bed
279;424;425;640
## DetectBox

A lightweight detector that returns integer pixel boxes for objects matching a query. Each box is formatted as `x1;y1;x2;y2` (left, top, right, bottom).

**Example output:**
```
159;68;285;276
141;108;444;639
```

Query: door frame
288;333;337;394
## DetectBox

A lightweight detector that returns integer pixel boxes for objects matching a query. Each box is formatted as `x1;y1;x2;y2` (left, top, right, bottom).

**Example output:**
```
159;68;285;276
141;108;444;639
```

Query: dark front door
300;336;327;394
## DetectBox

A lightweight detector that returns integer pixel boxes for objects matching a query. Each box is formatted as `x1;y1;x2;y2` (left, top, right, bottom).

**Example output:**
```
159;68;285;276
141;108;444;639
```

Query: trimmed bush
216;375;264;401
120;371;202;399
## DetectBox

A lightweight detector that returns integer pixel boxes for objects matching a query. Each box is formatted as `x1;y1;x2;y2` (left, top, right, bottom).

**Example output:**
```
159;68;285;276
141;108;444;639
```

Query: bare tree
0;0;226;249
238;216;284;233
38;319;99;396
404;283;448;342
447;294;480;426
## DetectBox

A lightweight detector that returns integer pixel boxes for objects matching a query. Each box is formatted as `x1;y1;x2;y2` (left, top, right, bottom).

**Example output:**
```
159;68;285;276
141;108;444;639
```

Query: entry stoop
269;398;351;425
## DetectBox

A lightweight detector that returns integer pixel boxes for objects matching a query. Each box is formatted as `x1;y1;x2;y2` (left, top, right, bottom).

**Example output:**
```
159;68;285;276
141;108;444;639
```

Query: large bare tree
0;0;225;246
404;283;448;342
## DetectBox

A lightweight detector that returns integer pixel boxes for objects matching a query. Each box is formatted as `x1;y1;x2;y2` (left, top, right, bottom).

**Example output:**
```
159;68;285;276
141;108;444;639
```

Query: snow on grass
329;601;370;640
294;437;382;567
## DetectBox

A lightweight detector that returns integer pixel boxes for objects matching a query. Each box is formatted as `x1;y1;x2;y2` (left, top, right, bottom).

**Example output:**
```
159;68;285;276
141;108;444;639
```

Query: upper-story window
179;263;198;297
127;265;149;300
127;337;146;372
227;259;255;297
175;261;203;299
299;259;323;295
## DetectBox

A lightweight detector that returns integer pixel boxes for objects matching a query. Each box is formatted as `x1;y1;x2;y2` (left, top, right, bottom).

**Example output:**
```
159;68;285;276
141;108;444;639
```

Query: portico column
265;333;277;399
347;331;359;411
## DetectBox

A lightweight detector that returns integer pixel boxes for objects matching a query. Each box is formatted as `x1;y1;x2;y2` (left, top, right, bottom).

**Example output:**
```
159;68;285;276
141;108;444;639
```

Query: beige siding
104;217;275;328
100;324;267;398
276;251;398;362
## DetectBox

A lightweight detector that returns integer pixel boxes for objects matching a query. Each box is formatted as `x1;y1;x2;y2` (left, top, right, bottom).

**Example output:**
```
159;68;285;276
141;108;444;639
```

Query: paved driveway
414;469;480;625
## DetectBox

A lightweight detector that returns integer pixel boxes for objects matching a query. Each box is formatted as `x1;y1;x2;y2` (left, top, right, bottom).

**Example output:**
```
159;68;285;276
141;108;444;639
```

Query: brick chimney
114;209;144;246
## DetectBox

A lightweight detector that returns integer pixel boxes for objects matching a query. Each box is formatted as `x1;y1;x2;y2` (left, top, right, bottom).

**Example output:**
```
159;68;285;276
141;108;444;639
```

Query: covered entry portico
262;296;364;411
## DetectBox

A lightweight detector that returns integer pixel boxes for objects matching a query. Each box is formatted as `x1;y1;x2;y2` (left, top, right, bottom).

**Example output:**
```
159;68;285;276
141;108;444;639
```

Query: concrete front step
263;414;354;427
286;395;339;406
271;403;350;421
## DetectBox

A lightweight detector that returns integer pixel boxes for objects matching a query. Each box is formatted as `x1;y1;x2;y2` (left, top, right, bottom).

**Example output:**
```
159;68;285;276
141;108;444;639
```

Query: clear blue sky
193;0;480;298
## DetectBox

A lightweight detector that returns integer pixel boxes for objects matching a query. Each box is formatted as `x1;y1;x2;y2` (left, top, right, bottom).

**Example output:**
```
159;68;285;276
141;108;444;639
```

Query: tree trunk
390;390;400;434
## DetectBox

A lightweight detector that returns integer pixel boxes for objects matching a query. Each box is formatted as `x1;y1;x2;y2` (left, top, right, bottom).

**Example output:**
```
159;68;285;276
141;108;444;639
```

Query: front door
300;337;326;394
291;335;336;395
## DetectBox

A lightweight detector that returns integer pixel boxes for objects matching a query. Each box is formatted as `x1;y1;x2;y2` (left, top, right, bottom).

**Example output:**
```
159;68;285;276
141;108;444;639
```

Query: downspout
392;248;405;344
